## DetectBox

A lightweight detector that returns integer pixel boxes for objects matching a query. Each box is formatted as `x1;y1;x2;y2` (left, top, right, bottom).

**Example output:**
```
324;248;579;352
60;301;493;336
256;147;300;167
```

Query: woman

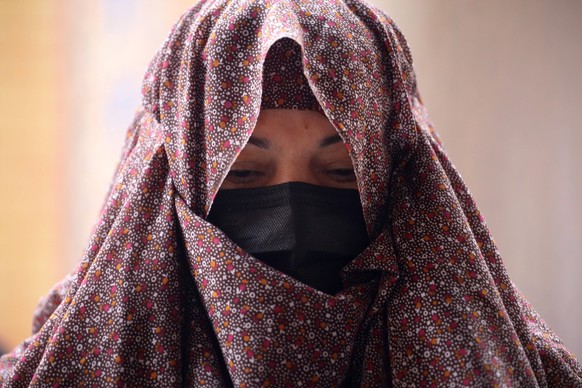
1;0;580;386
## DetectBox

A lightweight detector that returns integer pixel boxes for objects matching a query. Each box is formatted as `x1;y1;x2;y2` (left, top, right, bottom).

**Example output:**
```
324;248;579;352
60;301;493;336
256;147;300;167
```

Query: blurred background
0;0;580;358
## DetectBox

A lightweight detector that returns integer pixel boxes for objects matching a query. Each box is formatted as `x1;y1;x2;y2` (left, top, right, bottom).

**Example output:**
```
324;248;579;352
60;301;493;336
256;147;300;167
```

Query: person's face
220;109;357;190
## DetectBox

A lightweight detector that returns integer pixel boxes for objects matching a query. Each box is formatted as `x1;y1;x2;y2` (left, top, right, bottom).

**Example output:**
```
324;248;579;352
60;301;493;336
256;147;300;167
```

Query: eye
228;170;255;179
225;168;265;184
324;168;357;183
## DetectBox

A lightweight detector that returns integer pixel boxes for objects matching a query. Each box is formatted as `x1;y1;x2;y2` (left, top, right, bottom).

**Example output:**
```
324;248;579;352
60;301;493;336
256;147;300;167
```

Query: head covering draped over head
260;37;324;112
1;0;581;386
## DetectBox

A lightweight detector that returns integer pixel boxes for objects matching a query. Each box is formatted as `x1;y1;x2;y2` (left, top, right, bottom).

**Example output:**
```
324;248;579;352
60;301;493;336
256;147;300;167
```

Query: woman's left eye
324;168;356;182
229;170;255;178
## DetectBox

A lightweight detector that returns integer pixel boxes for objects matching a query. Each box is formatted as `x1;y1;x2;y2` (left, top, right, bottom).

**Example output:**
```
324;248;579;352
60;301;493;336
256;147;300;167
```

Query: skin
220;109;357;190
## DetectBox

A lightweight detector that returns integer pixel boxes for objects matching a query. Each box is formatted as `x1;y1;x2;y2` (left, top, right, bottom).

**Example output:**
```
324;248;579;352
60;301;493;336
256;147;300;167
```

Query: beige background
1;0;580;358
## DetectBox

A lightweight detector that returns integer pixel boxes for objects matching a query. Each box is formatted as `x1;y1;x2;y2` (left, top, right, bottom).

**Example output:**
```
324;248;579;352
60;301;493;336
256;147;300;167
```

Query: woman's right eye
220;157;273;189
225;169;265;184
228;169;255;179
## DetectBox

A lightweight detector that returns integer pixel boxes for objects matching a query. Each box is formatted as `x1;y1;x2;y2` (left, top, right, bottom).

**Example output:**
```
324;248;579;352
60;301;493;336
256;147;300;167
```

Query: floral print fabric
1;0;581;386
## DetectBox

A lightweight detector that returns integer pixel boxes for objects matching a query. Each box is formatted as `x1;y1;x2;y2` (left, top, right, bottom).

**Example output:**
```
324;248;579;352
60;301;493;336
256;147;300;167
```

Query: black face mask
206;182;370;295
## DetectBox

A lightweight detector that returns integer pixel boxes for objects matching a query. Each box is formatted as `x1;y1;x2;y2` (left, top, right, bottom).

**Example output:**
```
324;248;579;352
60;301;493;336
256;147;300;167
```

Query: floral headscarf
1;0;580;386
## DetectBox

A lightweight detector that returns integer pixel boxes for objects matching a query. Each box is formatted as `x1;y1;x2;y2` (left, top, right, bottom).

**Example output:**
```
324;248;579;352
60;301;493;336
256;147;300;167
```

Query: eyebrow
319;134;343;148
246;133;343;149
247;136;272;149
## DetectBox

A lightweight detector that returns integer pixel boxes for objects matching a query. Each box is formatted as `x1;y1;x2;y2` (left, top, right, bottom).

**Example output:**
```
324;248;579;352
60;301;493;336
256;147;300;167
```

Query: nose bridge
270;153;319;186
